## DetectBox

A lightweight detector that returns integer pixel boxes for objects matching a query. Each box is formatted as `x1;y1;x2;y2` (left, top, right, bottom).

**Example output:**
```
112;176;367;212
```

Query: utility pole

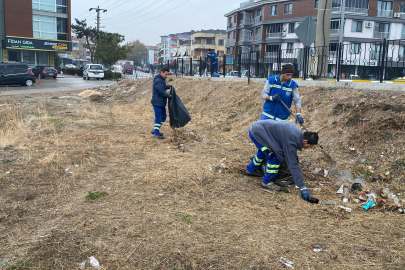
89;6;107;32
336;0;346;79
314;0;332;79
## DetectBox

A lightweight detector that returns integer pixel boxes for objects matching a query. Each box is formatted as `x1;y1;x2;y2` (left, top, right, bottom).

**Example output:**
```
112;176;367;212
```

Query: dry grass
0;78;404;269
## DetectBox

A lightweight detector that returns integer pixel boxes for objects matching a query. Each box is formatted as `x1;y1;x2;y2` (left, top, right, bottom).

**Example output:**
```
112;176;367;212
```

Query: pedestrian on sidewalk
151;68;172;139
261;63;304;123
245;120;318;201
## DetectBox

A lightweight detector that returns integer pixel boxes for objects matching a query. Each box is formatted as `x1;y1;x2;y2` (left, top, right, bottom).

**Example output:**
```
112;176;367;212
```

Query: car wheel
53;76;57;79
101;78;104;80
40;74;45;79
96;78;99;80
25;79;34;86
87;76;90;80
83;76;86;80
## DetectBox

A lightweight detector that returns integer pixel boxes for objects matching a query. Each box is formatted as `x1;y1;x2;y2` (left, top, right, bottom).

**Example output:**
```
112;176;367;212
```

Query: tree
127;40;146;66
71;19;97;62
94;32;132;68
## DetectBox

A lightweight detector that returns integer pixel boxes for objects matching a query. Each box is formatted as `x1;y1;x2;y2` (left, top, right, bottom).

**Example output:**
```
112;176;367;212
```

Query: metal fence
154;39;405;83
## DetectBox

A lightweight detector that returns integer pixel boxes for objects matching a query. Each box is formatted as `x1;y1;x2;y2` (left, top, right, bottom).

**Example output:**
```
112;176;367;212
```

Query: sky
71;0;241;46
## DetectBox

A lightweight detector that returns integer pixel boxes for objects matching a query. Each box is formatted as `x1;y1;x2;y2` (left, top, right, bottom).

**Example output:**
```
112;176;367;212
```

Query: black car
32;66;57;79
0;62;29;71
0;68;36;86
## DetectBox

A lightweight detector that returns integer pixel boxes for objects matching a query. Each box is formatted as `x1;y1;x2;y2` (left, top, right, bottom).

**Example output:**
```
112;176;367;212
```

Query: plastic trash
280;257;294;268
363;201;375;210
311;244;322;252
336;184;344;194
321;201;338;205
351;183;362;192
308;197;319;204
342;195;349;203
338;205;352;213
398;208;404;214
89;256;100;269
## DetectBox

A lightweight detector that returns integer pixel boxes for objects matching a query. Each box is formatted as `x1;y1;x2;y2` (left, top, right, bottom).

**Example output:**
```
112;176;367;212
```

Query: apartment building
225;0;405;78
191;31;226;59
0;0;72;68
157;30;226;64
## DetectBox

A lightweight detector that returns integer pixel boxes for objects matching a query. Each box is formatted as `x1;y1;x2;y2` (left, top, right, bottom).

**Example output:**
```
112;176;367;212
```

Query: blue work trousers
153;106;167;135
246;130;280;184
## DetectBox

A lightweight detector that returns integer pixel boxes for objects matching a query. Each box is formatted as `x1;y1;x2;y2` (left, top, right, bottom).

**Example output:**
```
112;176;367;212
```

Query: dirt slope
0;77;404;269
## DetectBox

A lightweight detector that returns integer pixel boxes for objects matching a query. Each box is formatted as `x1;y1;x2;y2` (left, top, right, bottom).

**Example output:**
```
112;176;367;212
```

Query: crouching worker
245;120;318;201
151;68;172;139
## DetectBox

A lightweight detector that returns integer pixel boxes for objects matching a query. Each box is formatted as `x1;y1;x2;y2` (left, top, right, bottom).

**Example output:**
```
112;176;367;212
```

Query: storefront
2;36;72;68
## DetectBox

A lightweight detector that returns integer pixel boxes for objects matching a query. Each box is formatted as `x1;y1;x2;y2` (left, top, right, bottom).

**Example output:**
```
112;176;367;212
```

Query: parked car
65;64;77;68
0;68;36;86
123;64;134;74
0;62;29;71
83;64;105;80
225;71;240;77
32;66;58;79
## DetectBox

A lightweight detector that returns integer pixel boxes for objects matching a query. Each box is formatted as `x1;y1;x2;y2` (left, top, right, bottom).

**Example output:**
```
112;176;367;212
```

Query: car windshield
45;67;54;70
124;65;133;68
90;65;103;70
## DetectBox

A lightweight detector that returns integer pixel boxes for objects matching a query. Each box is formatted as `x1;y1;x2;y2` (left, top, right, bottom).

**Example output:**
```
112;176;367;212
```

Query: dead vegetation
0;77;404;269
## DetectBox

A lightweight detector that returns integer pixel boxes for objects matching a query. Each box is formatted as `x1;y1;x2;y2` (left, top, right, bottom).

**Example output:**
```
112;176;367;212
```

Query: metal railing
377;9;393;17
151;39;405;83
332;7;368;14
266;32;282;38
330;29;341;35
255;16;261;23
374;32;390;39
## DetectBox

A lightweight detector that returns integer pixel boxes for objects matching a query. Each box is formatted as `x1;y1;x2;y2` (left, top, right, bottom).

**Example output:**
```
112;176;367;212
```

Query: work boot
261;181;282;191
154;135;164;140
151;130;163;136
245;169;263;177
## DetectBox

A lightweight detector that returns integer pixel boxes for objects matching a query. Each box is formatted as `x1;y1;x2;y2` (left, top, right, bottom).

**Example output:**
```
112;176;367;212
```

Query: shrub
104;71;122;79
62;68;83;76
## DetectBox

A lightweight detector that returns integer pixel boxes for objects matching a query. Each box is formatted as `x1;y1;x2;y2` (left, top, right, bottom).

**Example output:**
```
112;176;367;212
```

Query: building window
32;0;56;12
314;0;318;9
23;51;36;65
284;3;292;14
330;20;341;35
286;43;294;53
255;8;262;22
351;21;363;32
231;47;235;55
8;49;22;62
266;44;281;52
226;48;230;55
233;31;236;39
377;1;393;17
401;3;405;13
402;24;405;39
33;15;57;40
350;43;361;54
255;27;261;40
57;18;67;40
375;22;390;32
37;51;50;65
218;39;224;46
271;5;278;16
206;39;212;44
228;17;232;26
56;0;67;13
227;33;231;40
288;23;295;33
234;15;237;23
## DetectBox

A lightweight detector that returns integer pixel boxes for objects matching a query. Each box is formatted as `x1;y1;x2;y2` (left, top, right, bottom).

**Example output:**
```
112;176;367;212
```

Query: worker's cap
281;63;295;74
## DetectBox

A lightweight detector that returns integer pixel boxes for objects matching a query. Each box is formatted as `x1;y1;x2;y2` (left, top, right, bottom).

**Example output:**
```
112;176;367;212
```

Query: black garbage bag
168;86;191;128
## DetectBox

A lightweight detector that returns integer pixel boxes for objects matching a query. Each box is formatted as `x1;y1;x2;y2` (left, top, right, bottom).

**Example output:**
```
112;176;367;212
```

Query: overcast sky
71;0;240;46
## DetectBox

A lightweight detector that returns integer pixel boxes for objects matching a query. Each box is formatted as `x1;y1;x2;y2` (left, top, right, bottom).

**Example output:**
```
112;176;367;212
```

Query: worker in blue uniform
261;63;304;123
205;48;218;75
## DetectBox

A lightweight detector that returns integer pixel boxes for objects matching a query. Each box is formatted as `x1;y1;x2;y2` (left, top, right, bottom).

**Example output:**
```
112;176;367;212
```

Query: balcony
255;16;261;23
265;52;278;58
227;39;231;44
255;34;260;40
377;9;393;17
330;29;341;36
332;7;368;15
240;0;261;8
266;32;282;39
374;32;390;39
240;19;244;25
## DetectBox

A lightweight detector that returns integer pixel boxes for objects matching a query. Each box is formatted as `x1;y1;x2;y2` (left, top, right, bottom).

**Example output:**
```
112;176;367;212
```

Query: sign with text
3;36;72;51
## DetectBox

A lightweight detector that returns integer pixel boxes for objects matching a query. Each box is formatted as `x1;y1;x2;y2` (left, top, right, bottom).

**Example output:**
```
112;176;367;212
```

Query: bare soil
0;77;404;270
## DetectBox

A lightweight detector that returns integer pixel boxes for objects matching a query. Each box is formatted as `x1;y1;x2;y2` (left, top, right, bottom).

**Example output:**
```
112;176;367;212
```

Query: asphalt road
0;75;116;96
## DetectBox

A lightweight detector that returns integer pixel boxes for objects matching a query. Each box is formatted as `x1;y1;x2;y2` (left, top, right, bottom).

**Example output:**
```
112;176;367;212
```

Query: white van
83;64;104;80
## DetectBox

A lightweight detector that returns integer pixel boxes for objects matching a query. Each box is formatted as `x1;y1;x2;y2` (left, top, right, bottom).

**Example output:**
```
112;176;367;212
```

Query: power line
103;0;165;24
102;0;160;22
83;0;125;21
75;0;112;19
108;0;191;30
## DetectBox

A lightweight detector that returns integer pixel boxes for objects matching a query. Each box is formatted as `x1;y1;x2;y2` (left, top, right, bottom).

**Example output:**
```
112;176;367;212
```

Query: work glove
168;95;173;99
271;93;281;102
300;188;311;201
296;113;304;124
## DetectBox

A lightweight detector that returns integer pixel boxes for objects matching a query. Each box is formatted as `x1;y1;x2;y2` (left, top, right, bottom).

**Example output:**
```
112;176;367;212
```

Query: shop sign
3;36;72;51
